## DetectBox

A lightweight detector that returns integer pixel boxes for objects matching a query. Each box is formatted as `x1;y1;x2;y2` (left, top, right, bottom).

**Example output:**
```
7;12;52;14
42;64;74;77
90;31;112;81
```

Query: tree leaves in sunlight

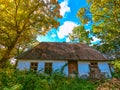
0;0;61;67
71;0;120;59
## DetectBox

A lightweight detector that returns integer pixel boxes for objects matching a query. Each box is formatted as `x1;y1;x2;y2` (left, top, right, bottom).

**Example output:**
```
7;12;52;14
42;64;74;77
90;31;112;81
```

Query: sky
37;0;97;43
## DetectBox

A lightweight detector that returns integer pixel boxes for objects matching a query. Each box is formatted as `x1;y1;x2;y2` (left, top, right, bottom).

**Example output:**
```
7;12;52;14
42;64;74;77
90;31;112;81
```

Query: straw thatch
16;42;108;61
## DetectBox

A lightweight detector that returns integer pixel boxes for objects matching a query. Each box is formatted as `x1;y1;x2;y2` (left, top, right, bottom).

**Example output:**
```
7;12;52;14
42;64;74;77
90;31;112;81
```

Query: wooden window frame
90;62;97;66
45;62;52;74
89;62;106;79
30;62;38;71
89;62;99;71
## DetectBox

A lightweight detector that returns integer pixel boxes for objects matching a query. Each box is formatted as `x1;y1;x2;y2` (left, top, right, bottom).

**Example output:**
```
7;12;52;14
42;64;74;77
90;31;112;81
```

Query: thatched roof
16;42;108;61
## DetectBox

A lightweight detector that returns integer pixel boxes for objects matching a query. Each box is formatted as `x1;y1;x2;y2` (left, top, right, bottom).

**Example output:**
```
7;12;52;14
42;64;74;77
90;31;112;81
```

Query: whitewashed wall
17;61;30;70
17;60;68;75
17;60;111;77
37;62;44;72
52;61;68;75
78;62;90;77
98;62;112;77
78;62;112;78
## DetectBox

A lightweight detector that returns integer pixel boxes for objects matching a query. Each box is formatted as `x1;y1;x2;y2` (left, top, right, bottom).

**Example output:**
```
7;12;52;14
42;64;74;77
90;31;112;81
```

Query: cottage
16;42;112;78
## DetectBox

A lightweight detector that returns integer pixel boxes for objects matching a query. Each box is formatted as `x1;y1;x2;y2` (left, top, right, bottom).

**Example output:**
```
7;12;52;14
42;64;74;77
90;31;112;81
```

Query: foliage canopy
71;0;120;59
0;0;61;67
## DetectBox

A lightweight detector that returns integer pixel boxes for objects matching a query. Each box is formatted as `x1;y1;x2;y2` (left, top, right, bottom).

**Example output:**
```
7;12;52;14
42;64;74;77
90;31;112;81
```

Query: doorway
68;61;78;75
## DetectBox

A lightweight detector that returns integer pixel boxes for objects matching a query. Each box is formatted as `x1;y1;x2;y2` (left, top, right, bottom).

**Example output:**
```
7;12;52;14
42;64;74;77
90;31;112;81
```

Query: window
91;62;97;65
89;62;98;71
30;62;38;71
89;62;106;79
45;62;52;74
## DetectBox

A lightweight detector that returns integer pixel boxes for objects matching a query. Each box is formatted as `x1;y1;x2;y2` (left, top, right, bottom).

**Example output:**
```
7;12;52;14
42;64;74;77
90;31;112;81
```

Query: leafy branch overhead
71;0;120;59
0;0;62;67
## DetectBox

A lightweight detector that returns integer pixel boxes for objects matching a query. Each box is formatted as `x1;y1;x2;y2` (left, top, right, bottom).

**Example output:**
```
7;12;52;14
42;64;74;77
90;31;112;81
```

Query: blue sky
37;0;100;43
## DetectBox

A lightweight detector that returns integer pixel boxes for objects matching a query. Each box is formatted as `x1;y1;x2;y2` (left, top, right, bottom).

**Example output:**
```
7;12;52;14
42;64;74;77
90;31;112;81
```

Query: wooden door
68;61;78;74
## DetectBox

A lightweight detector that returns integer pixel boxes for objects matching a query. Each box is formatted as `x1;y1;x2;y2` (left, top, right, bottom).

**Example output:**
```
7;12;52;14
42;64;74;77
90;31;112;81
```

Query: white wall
17;60;111;77
17;61;30;70
78;62;90;77
52;61;68;75
17;60;68;75
37;62;44;72
98;62;112;77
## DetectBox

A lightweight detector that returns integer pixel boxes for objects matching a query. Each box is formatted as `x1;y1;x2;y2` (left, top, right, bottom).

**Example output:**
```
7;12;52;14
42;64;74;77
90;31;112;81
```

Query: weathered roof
16;42;108;61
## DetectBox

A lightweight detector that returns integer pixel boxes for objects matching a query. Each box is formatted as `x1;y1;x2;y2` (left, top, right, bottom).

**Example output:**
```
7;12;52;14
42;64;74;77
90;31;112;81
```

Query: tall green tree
0;0;61;67
71;0;120;59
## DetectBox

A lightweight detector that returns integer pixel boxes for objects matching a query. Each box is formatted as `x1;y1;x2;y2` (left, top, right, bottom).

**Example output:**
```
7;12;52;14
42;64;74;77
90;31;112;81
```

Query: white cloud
66;38;70;42
60;0;70;16
57;21;78;38
92;37;100;42
91;36;101;45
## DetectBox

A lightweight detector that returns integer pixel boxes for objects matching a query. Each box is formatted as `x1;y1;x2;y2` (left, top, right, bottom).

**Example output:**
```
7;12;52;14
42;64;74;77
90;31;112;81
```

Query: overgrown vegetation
111;60;120;79
0;68;97;90
0;60;120;90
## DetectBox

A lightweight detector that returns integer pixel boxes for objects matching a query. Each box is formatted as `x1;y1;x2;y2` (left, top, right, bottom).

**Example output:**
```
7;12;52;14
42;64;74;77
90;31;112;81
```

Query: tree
71;0;120;59
69;25;92;44
0;0;61;68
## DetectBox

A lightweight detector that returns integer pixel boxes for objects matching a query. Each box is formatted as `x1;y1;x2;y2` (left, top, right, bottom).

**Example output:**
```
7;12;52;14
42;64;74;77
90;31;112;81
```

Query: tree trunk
0;46;14;68
0;35;20;68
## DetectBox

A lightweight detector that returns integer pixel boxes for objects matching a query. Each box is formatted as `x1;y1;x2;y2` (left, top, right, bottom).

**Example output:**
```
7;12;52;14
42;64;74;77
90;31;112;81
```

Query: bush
111;60;120;79
0;68;98;90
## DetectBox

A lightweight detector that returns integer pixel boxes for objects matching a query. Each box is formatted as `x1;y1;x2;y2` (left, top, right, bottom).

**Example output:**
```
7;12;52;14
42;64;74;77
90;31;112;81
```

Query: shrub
0;68;98;90
111;60;120;79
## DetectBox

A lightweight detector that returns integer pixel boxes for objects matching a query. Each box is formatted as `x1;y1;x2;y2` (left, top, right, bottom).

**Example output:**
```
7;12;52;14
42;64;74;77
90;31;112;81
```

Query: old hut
16;42;112;78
